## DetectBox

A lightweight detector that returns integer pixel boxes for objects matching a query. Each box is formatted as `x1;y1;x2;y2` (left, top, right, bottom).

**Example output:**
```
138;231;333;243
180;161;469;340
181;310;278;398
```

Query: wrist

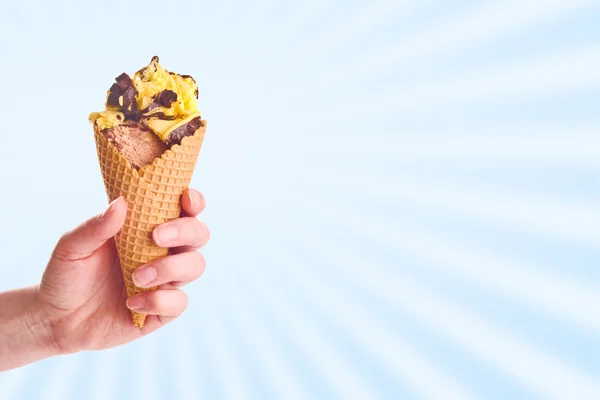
29;285;65;357
0;286;62;371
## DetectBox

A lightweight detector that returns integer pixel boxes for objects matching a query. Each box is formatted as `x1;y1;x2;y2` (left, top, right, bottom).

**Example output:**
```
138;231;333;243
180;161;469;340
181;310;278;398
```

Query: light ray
279;205;600;332
38;355;82;400
258;0;339;55
266;131;600;166
314;0;588;89
298;170;600;247
213;273;311;400
0;365;30;400
224;256;433;399
135;337;159;400
169;323;205;400
253;234;600;399
201;297;252;400
0;16;28;48
277;0;417;65
246;237;478;400
235;0;283;39
359;45;600;114
87;350;120;400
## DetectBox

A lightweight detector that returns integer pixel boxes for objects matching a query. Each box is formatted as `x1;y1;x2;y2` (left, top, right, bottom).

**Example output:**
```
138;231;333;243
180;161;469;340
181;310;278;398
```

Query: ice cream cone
94;122;206;327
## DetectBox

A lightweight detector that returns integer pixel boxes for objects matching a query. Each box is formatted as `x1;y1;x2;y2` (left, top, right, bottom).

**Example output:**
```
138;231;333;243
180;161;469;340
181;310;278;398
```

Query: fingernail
189;190;201;208
133;266;157;287
100;197;122;219
127;296;145;311
154;224;179;244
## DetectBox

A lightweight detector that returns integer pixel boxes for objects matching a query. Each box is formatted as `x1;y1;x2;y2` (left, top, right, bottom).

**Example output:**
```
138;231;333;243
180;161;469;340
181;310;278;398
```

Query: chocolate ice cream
103;123;167;169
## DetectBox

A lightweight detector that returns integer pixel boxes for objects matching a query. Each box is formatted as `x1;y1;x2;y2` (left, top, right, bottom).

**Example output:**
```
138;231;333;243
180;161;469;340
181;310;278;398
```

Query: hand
37;189;210;354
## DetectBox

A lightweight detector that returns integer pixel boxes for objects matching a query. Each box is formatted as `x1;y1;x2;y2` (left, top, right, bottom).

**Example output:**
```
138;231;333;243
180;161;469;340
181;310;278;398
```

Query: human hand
37;189;210;354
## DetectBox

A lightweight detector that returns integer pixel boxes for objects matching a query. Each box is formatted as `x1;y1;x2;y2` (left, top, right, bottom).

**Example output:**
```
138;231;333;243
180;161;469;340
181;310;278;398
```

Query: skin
0;189;210;372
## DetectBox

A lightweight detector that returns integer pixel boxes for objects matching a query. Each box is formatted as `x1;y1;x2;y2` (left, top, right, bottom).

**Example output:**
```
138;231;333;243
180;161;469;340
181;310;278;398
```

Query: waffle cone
94;122;206;327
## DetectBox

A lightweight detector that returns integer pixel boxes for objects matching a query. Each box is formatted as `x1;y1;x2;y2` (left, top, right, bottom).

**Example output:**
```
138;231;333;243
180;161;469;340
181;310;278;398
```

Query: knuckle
189;219;208;247
170;291;188;317
51;245;74;262
187;252;206;279
55;229;75;247
52;232;83;262
180;291;189;310
196;223;209;247
162;252;203;280
145;292;161;310
204;224;211;243
196;252;207;275
191;250;205;267
160;255;177;276
196;192;206;210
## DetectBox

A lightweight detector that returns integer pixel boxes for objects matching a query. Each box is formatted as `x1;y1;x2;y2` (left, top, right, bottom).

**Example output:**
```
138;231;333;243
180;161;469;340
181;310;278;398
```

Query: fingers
52;197;127;262
126;289;188;317
153;217;210;250
132;251;206;288
181;189;205;217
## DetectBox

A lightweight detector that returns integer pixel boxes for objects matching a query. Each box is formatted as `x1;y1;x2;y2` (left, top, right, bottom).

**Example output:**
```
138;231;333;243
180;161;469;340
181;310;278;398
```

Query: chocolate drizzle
137;56;160;81
140;90;178;116
145;112;176;120
165;117;203;146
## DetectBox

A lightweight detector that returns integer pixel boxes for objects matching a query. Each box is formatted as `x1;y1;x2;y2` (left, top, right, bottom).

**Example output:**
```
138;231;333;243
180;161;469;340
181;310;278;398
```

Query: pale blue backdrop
0;1;599;399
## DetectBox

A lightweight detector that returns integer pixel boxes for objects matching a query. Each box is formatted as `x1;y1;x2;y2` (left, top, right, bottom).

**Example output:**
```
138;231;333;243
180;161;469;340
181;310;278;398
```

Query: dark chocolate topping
140;90;178;116
106;73;139;119
146;112;176;120
123;86;137;109
115;73;133;90
137;56;160;81
157;90;177;107
107;83;123;107
187;116;202;132
165;117;203;146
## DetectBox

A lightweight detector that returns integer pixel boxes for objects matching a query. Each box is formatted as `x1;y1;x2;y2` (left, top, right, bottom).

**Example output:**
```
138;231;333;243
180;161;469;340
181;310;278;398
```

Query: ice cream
89;56;204;169
103;123;167;169
90;57;207;328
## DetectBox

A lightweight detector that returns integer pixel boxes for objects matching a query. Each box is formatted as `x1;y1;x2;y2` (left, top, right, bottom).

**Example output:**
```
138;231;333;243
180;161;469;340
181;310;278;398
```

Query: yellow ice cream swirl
89;56;201;143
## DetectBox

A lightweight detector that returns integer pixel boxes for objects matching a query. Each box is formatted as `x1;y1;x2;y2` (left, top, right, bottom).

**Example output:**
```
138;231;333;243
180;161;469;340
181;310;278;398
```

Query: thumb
52;197;127;262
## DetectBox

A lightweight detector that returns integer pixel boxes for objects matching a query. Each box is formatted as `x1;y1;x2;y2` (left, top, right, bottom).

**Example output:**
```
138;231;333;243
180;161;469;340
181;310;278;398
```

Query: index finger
181;188;205;217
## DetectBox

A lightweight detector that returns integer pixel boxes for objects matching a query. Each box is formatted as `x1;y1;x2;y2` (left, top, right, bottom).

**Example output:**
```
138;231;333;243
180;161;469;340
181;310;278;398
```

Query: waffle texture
94;122;206;327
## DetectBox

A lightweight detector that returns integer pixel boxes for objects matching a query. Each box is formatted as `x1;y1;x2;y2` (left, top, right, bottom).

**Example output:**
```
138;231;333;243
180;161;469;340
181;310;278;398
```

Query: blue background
1;0;600;399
